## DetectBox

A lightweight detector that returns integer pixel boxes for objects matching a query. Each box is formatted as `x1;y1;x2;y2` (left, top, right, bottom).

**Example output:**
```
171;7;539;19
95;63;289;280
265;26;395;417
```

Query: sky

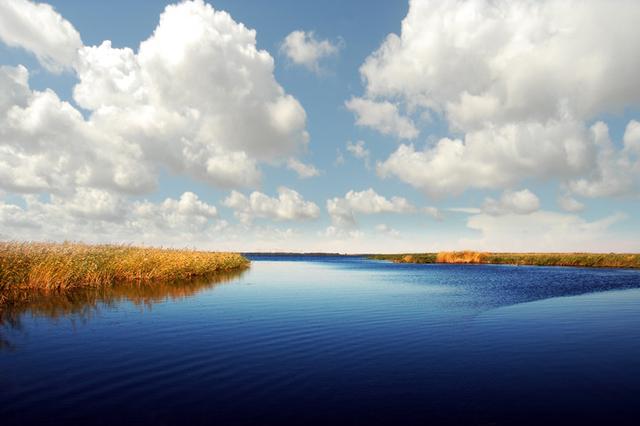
0;0;639;253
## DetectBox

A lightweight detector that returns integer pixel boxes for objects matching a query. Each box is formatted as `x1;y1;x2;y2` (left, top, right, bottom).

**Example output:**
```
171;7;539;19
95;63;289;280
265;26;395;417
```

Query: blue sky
0;0;639;252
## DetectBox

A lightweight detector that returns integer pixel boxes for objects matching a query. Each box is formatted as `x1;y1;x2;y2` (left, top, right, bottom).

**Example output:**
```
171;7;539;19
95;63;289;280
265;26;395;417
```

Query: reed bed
436;251;489;264
0;242;249;296
371;251;640;269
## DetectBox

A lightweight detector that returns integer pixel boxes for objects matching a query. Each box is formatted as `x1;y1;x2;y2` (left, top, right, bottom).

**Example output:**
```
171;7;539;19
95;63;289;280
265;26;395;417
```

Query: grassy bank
0;242;249;296
370;251;640;269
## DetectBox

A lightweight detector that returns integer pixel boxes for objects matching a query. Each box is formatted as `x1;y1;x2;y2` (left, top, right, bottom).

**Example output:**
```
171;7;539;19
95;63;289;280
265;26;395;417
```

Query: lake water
2;256;640;425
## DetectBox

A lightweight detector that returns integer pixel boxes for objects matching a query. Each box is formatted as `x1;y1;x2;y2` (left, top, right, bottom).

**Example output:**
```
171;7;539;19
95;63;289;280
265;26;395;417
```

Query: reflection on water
0;268;246;350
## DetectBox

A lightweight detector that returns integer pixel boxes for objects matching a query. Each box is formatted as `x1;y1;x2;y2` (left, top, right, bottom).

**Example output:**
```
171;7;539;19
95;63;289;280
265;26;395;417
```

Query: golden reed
373;251;640;268
0;242;249;294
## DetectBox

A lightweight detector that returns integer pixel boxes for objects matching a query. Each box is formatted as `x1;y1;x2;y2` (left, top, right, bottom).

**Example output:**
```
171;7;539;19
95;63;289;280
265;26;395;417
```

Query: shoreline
368;251;640;269
0;242;249;305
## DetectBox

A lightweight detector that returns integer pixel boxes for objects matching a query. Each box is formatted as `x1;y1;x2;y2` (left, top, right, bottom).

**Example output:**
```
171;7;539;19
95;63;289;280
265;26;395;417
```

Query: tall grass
0;242;249;296
371;251;640;268
436;251;489;264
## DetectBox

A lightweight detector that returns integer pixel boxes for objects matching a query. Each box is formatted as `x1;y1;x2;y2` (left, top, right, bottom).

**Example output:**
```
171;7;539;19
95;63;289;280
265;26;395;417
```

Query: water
2;256;640;425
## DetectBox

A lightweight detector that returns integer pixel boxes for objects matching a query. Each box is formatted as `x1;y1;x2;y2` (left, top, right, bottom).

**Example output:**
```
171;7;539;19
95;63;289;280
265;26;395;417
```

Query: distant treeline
370;251;640;269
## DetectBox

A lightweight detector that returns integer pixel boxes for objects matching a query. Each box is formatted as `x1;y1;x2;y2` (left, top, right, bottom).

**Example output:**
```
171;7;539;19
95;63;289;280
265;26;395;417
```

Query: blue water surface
1;256;640;425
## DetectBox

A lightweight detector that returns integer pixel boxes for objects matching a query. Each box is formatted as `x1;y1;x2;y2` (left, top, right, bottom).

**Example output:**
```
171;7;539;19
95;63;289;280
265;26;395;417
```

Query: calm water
2;256;640;425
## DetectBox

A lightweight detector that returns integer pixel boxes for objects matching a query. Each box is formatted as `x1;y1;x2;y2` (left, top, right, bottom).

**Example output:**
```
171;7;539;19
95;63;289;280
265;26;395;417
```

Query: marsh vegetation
370;251;640;268
0;242;249;307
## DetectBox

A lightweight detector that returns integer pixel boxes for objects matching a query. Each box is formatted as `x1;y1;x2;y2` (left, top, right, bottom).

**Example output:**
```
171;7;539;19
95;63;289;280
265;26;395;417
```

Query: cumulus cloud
287;158;320;178
359;0;640;199
0;0;82;72
73;1;309;187
0;65;155;195
327;188;414;228
482;189;540;216
361;0;640;128
0;191;225;244
223;187;320;224
345;97;418;139
133;192;220;233
0;0;323;246
280;30;341;73
376;120;640;198
61;188;128;222
566;122;640;198
346;140;370;167
624;120;640;154
0;0;310;199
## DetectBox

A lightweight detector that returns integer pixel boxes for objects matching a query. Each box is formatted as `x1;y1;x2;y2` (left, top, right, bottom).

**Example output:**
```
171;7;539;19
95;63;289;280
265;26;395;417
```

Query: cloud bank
280;30;341;73
359;0;640;199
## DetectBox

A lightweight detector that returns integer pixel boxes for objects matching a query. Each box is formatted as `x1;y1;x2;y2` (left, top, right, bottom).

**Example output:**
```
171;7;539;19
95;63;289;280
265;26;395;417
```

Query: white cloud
422;206;442;220
318;225;364;240
557;193;585;213
624;120;640;155
0;191;225;244
223;187;320;224
0;0;312;198
0;65;155;195
327;188;415;228
342;188;414;214
0;1;323;247
482;189;540;216
203;151;261;188
567;122;639;198
359;0;640;199
0;200;39;228
447;207;482;214
439;190;540;218
72;1;309;188
376;120;625;197
0;0;82;72
60;188;128;222
375;223;400;237
287;158;320;178
133;192;219;233
462;211;630;252
360;0;640;129
346;140;370;167
280;30;340;73
345;97;418;139
161;192;217;218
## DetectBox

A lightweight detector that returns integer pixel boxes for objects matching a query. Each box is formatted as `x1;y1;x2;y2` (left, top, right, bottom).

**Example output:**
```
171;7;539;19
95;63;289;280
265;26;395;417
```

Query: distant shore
369;251;640;269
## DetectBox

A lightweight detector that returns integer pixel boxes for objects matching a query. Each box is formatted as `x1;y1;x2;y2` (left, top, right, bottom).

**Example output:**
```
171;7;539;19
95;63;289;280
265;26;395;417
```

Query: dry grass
371;251;640;268
436;251;489;264
0;242;249;296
